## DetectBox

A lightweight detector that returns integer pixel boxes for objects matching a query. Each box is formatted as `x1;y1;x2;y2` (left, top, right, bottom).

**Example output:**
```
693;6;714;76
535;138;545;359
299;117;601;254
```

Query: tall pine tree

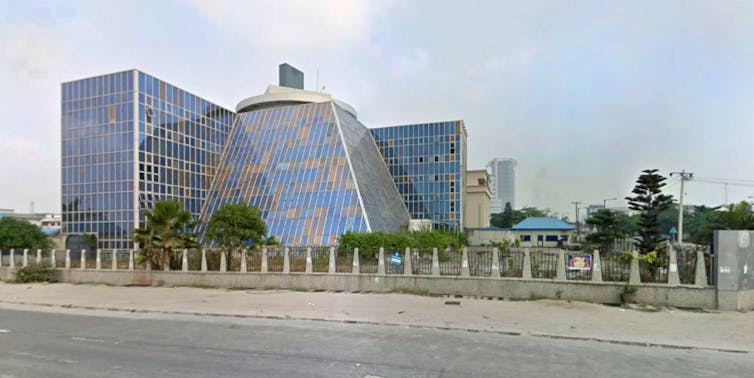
625;169;673;254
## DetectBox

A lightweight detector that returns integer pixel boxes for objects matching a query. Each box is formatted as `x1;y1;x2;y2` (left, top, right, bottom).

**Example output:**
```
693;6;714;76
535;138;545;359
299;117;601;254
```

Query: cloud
183;0;388;53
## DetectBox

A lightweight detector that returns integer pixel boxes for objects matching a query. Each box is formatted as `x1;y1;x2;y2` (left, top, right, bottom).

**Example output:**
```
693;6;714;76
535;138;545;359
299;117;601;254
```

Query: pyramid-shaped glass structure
198;101;409;245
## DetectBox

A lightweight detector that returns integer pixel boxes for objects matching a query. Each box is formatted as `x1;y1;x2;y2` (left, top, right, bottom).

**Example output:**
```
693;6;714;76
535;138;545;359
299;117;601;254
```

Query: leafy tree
133;201;199;269
205;203;267;258
0;217;53;250
491;205;550;228
625;169;673;254
585;209;631;253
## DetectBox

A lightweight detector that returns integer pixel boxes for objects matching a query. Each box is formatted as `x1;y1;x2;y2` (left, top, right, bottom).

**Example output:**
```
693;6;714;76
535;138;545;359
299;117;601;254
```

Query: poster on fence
567;254;592;270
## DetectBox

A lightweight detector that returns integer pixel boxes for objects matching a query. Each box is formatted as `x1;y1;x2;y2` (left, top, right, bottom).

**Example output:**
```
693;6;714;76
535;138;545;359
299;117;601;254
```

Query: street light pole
571;201;581;242
670;170;694;245
603;197;617;209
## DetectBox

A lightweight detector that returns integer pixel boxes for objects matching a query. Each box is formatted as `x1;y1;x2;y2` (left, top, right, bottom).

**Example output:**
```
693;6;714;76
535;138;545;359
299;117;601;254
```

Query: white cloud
183;0;387;52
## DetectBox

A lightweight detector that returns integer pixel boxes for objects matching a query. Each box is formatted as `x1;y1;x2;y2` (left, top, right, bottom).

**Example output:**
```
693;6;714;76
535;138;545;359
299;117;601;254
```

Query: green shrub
338;230;467;259
15;263;56;283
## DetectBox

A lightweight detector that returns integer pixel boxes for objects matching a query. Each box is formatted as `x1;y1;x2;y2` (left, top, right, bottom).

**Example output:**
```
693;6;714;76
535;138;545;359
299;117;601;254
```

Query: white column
629;250;641;285
80;249;86;270
667;244;680;286
403;247;413;276
36;249;42;264
283;248;290;273
695;249;708;287
522;249;532;280
431;248;440;276
461;248;470;277
240;250;248;273
112;250;118;271
51;249;57;269
377;247;386;275
22;249;29;267
556;249;566;281
261;247;268;273
128;249;135;271
305;248;313;274
9;249;15;268
591;250;603;283
351;248;360;274
182;249;189;272
490;248;501;278
220;251;227;273
328;247;336;274
201;249;208;272
164;251;171;271
65;249;71;269
96;249;102;270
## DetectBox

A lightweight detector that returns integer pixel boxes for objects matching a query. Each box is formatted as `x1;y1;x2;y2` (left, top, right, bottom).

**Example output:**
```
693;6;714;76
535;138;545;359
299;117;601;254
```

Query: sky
1;0;754;218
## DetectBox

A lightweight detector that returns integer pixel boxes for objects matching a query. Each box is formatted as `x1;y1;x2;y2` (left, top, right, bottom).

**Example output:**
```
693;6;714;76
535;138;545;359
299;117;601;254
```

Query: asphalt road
0;307;752;378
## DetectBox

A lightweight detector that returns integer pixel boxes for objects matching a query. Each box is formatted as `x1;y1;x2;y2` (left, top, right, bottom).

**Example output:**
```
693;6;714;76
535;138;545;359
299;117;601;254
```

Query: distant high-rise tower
487;158;517;214
278;63;304;89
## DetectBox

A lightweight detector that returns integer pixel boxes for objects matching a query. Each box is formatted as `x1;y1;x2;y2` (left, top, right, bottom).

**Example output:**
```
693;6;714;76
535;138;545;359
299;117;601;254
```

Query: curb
0;299;748;354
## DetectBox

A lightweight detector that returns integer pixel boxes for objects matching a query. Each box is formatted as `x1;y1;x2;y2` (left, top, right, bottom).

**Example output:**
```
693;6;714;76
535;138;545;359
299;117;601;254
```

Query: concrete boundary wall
0;267;716;309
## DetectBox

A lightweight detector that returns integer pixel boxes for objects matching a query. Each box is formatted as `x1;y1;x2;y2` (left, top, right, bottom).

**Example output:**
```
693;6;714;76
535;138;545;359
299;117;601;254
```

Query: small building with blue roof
511;217;576;248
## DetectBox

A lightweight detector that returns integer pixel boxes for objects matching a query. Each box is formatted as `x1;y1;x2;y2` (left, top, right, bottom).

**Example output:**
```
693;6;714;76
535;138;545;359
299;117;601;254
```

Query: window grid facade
370;121;467;230
199;102;409;246
62;70;234;249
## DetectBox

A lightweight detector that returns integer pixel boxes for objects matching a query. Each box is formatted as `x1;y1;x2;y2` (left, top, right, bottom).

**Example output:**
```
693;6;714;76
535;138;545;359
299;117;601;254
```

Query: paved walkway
1;282;752;353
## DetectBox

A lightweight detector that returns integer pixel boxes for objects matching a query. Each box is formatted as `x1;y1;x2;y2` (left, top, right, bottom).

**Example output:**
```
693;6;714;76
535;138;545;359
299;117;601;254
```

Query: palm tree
133;201;200;269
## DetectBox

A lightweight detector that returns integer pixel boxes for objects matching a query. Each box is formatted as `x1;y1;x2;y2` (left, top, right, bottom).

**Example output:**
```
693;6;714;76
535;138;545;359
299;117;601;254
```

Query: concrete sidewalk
1;282;752;353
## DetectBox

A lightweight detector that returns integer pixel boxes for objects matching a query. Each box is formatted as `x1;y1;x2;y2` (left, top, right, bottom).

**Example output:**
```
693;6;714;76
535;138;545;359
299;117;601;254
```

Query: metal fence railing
468;247;493;277
412;249;433;275
359;249;379;274
676;249;697;285
267;248;285;272
439;249;463;276
601;253;631;282
385;250;404;275
288;247;307;273
530;251;557;279
335;249;353;273
311;247;329;272
639;254;669;283
499;250;524;278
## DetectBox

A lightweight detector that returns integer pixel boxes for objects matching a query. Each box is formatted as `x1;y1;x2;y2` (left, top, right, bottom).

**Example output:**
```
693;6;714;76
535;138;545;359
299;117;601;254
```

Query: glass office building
198;100;409;246
370;121;467;230
61;70;234;249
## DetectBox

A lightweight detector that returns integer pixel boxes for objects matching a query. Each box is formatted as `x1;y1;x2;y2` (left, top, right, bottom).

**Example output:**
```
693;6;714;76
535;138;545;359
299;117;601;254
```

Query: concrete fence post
629;250;641;285
128;249;134;271
403;247;413;276
556;249;566;281
22;249;29;267
80;249;86;270
96;249;102;270
352;248;360;274
328;247;336;274
36;249;42;264
0;249;3;268
201;249;208;272
163;252;170;271
112;250;118;271
241;250;248;273
695;249;708;287
461;248;470;277
283;248;290;273
431;248;440;276
220;251;227;273
305;247;313;274
667;244;680;286
522;249;532;280
491;248;501;278
591;249;603;283
378;247;386;275
261;248;268;273
146;258;152;271
9;249;15;268
182;249;188;272
65;249;71;269
51;249;57;269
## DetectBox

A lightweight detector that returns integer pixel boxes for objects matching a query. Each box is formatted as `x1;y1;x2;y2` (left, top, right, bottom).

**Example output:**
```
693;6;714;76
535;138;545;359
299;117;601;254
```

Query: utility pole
571;201;581;242
669;170;693;245
603;197;617;209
